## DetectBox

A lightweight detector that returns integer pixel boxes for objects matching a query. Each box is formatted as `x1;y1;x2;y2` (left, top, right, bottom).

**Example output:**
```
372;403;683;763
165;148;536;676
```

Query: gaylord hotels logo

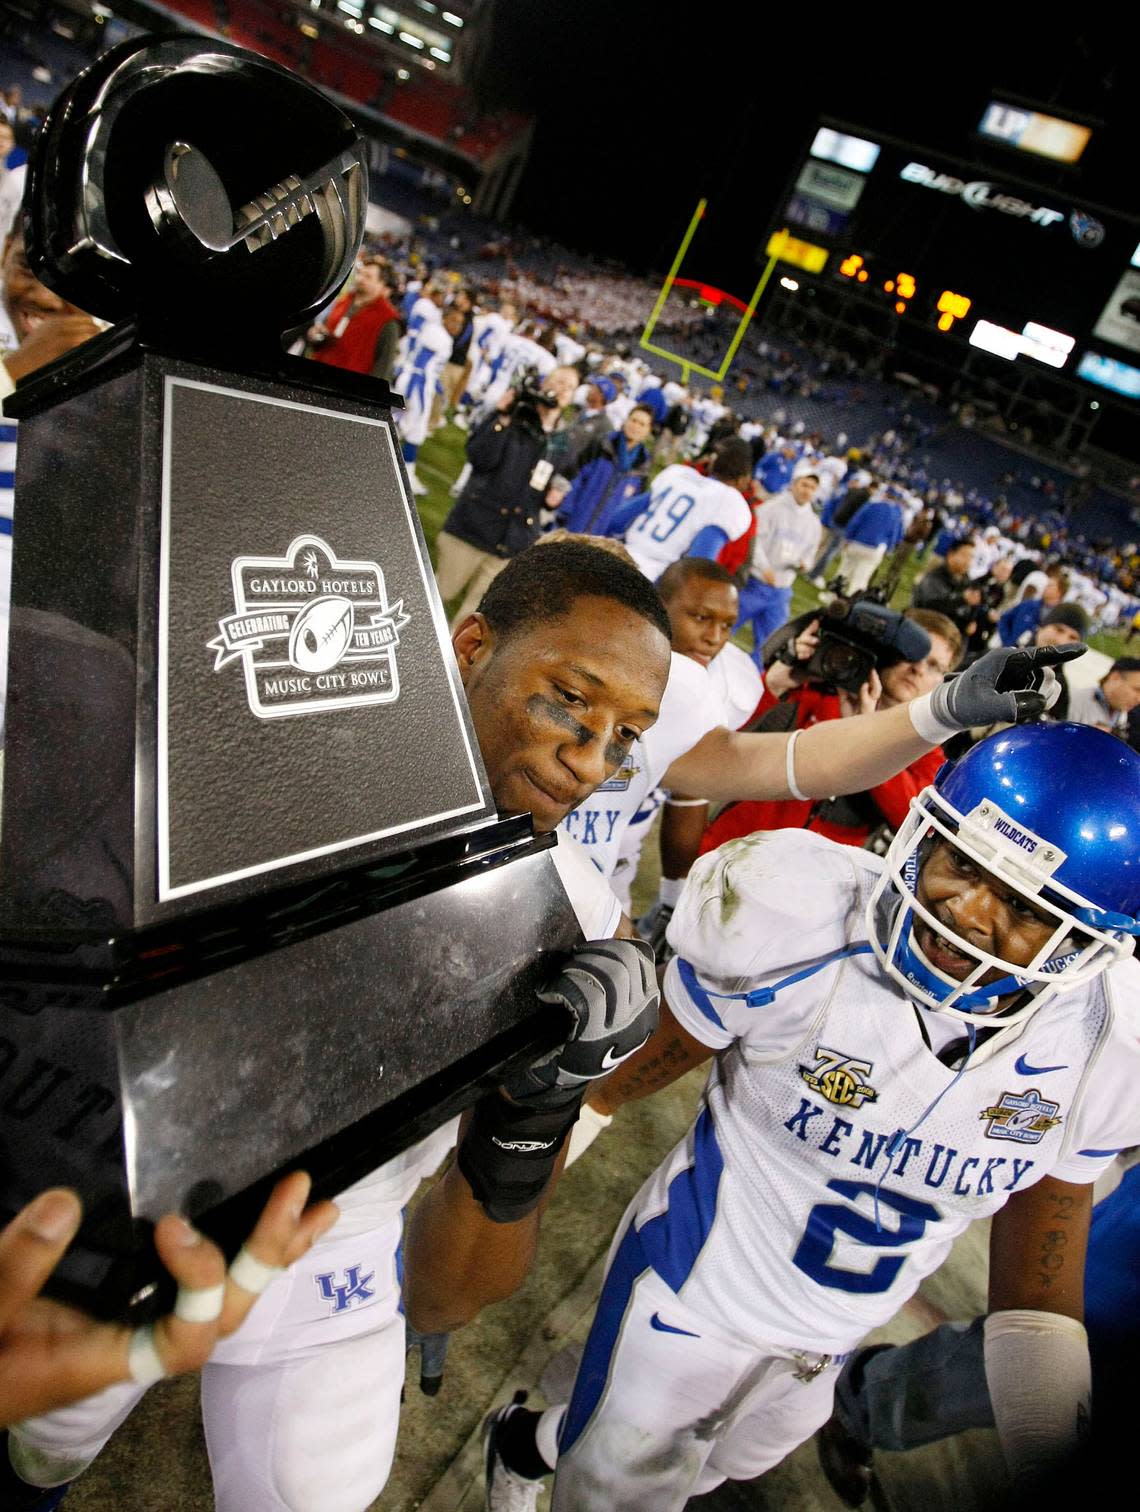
209;534;410;718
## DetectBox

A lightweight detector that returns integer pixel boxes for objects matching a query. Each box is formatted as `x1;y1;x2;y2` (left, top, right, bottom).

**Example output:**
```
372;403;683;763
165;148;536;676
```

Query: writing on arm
589;997;713;1116
988;1176;1091;1321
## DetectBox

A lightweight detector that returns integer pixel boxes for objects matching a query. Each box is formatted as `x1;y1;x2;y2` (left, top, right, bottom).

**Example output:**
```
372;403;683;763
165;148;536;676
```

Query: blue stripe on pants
560;1107;725;1454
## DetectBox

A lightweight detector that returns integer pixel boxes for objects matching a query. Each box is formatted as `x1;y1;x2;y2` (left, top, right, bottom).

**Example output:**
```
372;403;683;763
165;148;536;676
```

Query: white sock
535;1403;565;1471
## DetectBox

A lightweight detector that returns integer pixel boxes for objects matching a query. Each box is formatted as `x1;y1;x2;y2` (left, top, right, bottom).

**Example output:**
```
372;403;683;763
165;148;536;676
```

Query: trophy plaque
0;36;581;1316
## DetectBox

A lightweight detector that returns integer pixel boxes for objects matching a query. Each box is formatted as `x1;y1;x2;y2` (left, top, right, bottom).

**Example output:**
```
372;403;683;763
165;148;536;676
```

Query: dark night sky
476;4;1133;292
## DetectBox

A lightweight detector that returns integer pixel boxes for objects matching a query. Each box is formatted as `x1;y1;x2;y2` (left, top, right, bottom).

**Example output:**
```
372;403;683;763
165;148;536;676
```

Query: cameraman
434;366;578;625
695;606;962;855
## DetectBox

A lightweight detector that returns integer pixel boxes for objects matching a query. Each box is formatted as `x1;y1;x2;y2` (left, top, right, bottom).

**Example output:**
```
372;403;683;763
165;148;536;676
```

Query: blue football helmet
868;723;1140;1023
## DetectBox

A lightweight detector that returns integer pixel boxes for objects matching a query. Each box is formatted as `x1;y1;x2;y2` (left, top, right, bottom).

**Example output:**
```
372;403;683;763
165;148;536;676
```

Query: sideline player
600;557;763;911
614;438;754;579
532;723;1140;1508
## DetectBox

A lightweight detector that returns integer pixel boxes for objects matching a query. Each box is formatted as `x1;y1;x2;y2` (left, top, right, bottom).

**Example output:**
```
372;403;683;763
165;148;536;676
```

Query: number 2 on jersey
631;485;695;542
792;1178;941;1294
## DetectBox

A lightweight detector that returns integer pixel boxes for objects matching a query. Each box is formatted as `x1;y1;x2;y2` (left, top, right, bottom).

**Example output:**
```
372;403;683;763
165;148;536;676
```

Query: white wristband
174;1282;226;1324
983;1309;1090;1480
908;690;958;745
658;876;686;907
785;727;808;801
127;1325;167;1386
228;1246;285;1296
564;1103;614;1168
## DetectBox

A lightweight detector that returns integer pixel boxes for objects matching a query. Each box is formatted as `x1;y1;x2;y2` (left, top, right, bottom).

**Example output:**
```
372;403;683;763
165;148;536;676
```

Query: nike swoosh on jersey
600;1033;652;1071
1014;1053;1068;1076
649;1313;700;1338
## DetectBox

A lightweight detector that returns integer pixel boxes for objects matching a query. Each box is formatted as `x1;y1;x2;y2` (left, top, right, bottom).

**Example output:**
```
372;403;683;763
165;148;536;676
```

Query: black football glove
505;938;659;1105
928;643;1085;729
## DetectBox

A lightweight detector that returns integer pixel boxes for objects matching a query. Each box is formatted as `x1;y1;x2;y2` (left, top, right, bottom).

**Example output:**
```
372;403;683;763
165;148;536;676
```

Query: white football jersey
643;830;1140;1355
624;464;751;580
560;653;722;878
706;642;763;729
393;320;453;446
554;332;587;368
467;311;513;396
606;646;763;907
406;294;441;338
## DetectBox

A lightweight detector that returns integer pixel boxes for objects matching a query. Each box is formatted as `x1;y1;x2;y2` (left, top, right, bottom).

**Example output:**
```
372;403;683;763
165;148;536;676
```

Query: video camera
510;371;561;434
766;587;932;697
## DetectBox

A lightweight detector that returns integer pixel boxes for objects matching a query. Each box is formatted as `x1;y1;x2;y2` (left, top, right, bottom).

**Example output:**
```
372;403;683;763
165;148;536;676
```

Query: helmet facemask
867;786;1134;1026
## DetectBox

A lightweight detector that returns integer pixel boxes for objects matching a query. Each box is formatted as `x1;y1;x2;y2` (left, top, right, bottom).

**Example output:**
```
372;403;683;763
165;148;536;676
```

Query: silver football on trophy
24;34;368;334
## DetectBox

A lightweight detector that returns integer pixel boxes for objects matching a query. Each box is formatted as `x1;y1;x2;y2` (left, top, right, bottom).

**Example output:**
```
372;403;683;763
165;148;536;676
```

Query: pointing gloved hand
505;938;660;1105
912;643;1085;743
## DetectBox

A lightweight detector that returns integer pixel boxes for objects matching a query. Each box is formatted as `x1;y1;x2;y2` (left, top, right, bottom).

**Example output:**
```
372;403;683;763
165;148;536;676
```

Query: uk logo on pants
315;1264;377;1314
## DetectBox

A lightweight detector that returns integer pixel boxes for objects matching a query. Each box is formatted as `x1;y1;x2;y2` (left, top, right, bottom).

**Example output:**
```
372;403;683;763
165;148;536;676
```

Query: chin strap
893;912;1026;1012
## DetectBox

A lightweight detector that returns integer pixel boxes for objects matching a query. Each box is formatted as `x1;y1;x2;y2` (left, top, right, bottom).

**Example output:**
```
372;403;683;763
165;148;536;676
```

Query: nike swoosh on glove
923;643;1086;733
505;938;660;1104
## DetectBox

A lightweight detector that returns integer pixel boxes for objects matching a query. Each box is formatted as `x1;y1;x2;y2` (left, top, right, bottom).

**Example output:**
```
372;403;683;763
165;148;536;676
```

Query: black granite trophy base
0;329;580;1316
0;817;579;1317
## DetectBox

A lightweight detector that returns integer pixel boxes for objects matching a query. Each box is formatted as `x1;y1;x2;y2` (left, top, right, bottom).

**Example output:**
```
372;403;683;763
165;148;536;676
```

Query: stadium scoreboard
768;122;1140;402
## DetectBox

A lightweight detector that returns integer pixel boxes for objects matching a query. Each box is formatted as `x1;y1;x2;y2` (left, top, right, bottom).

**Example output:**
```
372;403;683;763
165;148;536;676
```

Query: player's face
355;263;384;300
1105;669;1140;713
455;596;670;833
665;579;738;667
1035;621;1082;648
1;235;71;340
915;838;1058;986
879;632;954;705
544;367;579;408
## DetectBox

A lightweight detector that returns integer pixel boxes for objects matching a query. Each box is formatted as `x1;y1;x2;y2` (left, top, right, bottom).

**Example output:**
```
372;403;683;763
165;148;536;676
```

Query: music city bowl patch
980;1088;1063;1145
209;533;410;718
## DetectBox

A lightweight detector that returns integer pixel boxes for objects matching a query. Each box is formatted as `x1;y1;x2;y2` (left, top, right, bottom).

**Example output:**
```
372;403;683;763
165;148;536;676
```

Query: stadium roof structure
125;0;532;203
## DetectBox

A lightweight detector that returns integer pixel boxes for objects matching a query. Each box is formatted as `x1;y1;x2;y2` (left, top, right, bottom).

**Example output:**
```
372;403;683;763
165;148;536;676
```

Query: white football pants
552;1261;841;1510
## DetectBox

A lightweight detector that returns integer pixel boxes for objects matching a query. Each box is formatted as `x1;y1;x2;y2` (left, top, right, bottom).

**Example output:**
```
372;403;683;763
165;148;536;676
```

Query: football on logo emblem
289;595;355;673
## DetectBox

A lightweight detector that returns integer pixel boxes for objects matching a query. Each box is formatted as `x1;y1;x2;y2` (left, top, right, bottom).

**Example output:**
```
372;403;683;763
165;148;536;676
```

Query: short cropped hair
710;437;753;481
478;540;672;643
656;557;736;603
537;529;637;568
905;607;963;669
1110;657;1140;676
